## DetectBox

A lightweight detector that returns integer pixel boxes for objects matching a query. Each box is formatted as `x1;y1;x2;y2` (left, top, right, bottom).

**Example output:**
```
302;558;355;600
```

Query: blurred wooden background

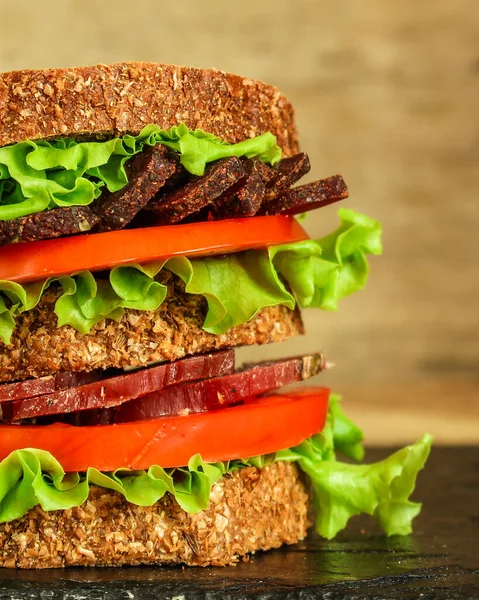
0;1;477;444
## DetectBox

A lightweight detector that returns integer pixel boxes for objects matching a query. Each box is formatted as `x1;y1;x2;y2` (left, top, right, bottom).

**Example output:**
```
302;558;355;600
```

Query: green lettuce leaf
269;208;382;310
0;208;382;344
290;434;433;539
330;393;365;461
0;399;432;539
166;254;295;333
0;449;226;521
0;123;282;221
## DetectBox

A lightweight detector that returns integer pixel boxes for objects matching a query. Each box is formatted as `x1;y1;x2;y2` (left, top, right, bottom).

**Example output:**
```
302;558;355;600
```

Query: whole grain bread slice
0;62;298;154
0;274;304;384
0;462;308;569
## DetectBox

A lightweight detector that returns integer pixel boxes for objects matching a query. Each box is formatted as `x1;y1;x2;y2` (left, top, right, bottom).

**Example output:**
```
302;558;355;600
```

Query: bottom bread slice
0;462;309;569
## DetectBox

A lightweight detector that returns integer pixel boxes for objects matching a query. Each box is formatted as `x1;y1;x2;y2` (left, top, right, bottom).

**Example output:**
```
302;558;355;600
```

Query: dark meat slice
243;158;275;185
263;153;311;202
54;370;108;390
0;376;60;403
147;156;245;224
0;206;99;245
259;174;349;216
241;353;326;374
94;145;178;231
188;154;309;222
3;350;235;422
0;376;56;402
0;371;106;404
66;352;326;425
206;158;272;219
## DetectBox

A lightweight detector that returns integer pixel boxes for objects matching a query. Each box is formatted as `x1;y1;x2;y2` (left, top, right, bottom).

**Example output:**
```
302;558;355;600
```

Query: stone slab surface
0;446;477;599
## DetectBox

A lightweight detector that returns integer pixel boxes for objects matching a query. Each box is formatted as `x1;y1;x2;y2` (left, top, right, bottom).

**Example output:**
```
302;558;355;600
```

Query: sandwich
0;62;432;569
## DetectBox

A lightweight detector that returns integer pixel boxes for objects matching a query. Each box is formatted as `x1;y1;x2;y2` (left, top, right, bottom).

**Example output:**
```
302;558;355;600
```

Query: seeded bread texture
0;461;309;569
0;62;299;154
0;273;304;383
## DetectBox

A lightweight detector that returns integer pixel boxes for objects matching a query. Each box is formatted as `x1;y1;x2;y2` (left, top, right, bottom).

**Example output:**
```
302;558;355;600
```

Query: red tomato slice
0;388;329;471
0;216;309;284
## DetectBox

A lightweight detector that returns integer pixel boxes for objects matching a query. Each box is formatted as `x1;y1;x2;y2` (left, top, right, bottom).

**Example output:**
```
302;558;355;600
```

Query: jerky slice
259;174;349;216
210;158;272;218
148;156;245;224
0;206;99;246
94;145;178;231
263;152;311;202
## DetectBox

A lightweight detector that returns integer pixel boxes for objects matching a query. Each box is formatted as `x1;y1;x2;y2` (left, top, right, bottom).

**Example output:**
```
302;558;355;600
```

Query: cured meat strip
208;158;272;218
65;352;326;425
147;156;245;223
263;153;311;202
0;376;57;403
0;206;99;245
3;350;235;421
0;371;107;404
180;154;311;222
259;175;349;216
94;145;178;231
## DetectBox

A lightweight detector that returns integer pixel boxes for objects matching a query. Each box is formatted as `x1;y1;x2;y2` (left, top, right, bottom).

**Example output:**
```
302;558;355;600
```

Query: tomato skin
0;389;329;471
0;216;309;284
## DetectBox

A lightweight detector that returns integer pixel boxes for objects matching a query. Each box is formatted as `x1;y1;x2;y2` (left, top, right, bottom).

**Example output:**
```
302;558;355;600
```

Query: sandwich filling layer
0;125;346;243
0;124;281;221
0;394;432;541
0;208;381;345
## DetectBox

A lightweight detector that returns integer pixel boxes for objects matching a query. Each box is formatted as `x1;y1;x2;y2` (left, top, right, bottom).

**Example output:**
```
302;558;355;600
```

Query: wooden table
0;446;477;599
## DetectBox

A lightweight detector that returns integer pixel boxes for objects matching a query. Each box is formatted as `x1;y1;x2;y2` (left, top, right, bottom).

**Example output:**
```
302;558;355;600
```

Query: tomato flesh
0;388;329;471
0;216;309;284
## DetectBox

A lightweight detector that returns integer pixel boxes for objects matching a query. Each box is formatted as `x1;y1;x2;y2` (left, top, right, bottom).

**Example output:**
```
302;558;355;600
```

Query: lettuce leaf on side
329;393;365;461
286;433;433;539
0;208;382;345
0;397;432;539
0;124;282;221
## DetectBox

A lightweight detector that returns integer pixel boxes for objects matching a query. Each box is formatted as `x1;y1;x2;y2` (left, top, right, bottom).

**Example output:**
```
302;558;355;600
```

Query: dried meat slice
259;174;349;216
250;158;276;184
2;350;236;422
147;157;245;224
0;371;106;404
94;145;178;231
0;206;99;245
47;352;326;425
205;158;272;219
263;153;311;202
110;351;326;423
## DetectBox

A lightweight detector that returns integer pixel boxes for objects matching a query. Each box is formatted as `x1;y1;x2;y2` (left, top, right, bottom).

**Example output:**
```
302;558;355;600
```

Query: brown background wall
0;0;477;444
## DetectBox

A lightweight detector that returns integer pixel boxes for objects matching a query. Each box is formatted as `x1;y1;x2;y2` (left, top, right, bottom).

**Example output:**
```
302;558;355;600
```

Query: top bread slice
0;62;299;154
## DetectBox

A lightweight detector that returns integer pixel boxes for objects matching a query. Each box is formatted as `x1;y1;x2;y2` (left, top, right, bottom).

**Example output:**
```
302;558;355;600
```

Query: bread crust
0;462;309;569
0;274;304;383
0;62;299;154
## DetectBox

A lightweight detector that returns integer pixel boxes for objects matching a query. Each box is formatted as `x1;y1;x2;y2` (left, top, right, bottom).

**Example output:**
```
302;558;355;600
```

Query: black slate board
0;447;477;599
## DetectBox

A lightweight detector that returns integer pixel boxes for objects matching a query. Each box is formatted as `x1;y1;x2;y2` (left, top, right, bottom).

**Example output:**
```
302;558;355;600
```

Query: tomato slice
0;388;329;471
0;216;309;284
